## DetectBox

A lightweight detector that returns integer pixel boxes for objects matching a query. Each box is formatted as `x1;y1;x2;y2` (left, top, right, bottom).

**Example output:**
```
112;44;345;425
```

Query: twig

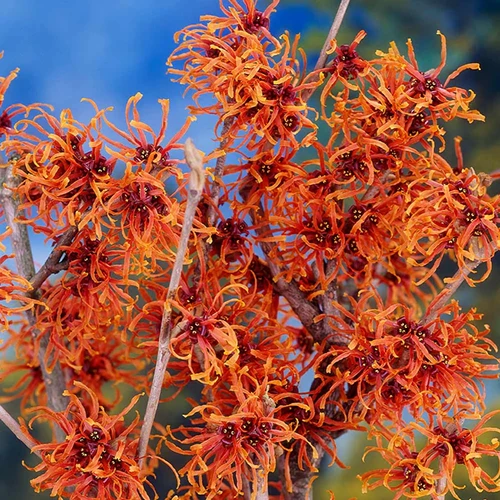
275;3;352;498
242;477;252;500
243;200;348;500
253;472;268;500
435;479;446;500
0;166;37;281
279;448;324;500
243;196;328;344
0;163;68;441
314;0;352;72
137;138;205;467
301;0;352;102
242;474;269;500
241;193;347;500
423;258;482;324
321;260;344;332
488;169;500;180
0;404;40;457
29;226;78;294
207;116;234;228
193;116;234;289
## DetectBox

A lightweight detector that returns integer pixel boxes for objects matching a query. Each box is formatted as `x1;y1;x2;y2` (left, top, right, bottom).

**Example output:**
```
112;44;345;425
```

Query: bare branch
207;116;234;228
0;405;40;457
0;166;36;281
253;472;269;500
279;449;323;500
0;163;68;441
137;138;205;467
275;3;353;496
242;477;252;500
240;192;328;344
29;226;78;293
423;258;483;324
435;481;446;500
314;0;352;72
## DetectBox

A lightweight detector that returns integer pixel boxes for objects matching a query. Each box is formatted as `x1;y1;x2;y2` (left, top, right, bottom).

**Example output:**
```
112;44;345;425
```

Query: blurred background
1;0;499;498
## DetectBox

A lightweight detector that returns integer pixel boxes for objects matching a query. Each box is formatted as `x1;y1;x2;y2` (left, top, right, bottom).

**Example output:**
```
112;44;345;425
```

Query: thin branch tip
184;137;206;194
137;138;206;466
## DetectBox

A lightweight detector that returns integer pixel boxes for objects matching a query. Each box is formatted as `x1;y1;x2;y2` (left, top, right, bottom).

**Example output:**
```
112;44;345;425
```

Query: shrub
1;0;499;498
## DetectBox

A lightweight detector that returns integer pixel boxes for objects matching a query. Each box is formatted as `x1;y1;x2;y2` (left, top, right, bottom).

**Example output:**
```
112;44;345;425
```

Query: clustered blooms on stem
21;382;154;500
1;1;500;499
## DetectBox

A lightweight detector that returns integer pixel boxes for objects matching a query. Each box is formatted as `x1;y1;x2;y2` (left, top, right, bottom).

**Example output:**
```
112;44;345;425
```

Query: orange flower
413;413;500;497
22;382;156;500
314;292;498;424
100;166;182;272
1;3;499;499
317;30;369;106
98;93;192;176
203;0;281;42
169;4;318;151
405;154;499;284
360;431;437;499
2;102;115;234
168;286;242;385
164;373;309;498
0;51;21;138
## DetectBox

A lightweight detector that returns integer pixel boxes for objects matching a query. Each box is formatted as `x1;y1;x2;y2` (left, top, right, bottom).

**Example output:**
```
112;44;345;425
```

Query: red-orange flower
22;382;156;500
413;413;500;497
169;4;319;151
164;374;311;498
314;292;498;424
0;254;37;330
98;92;192;176
360;430;437;499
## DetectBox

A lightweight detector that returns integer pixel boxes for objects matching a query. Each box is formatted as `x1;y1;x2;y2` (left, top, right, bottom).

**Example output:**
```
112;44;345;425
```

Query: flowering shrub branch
137;138;206;466
0;1;500;499
28;225;78;294
0;160;68;439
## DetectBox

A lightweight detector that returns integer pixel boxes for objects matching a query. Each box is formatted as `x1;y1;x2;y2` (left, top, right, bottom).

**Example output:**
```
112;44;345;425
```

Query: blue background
1;0;500;498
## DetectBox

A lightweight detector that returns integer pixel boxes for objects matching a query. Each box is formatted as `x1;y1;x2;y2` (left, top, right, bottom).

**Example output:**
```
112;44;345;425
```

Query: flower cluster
361;412;500;498
163;373;310;497
0;0;499;499
168;0;318;151
22;383;153;499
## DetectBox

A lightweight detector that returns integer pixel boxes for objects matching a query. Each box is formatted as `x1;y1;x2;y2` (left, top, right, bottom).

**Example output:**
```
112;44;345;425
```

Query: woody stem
314;0;352;71
277;3;352;497
29;226;78;293
423;258;482;323
137;138;205;468
0;163;67;441
0;405;41;457
207;116;234;228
